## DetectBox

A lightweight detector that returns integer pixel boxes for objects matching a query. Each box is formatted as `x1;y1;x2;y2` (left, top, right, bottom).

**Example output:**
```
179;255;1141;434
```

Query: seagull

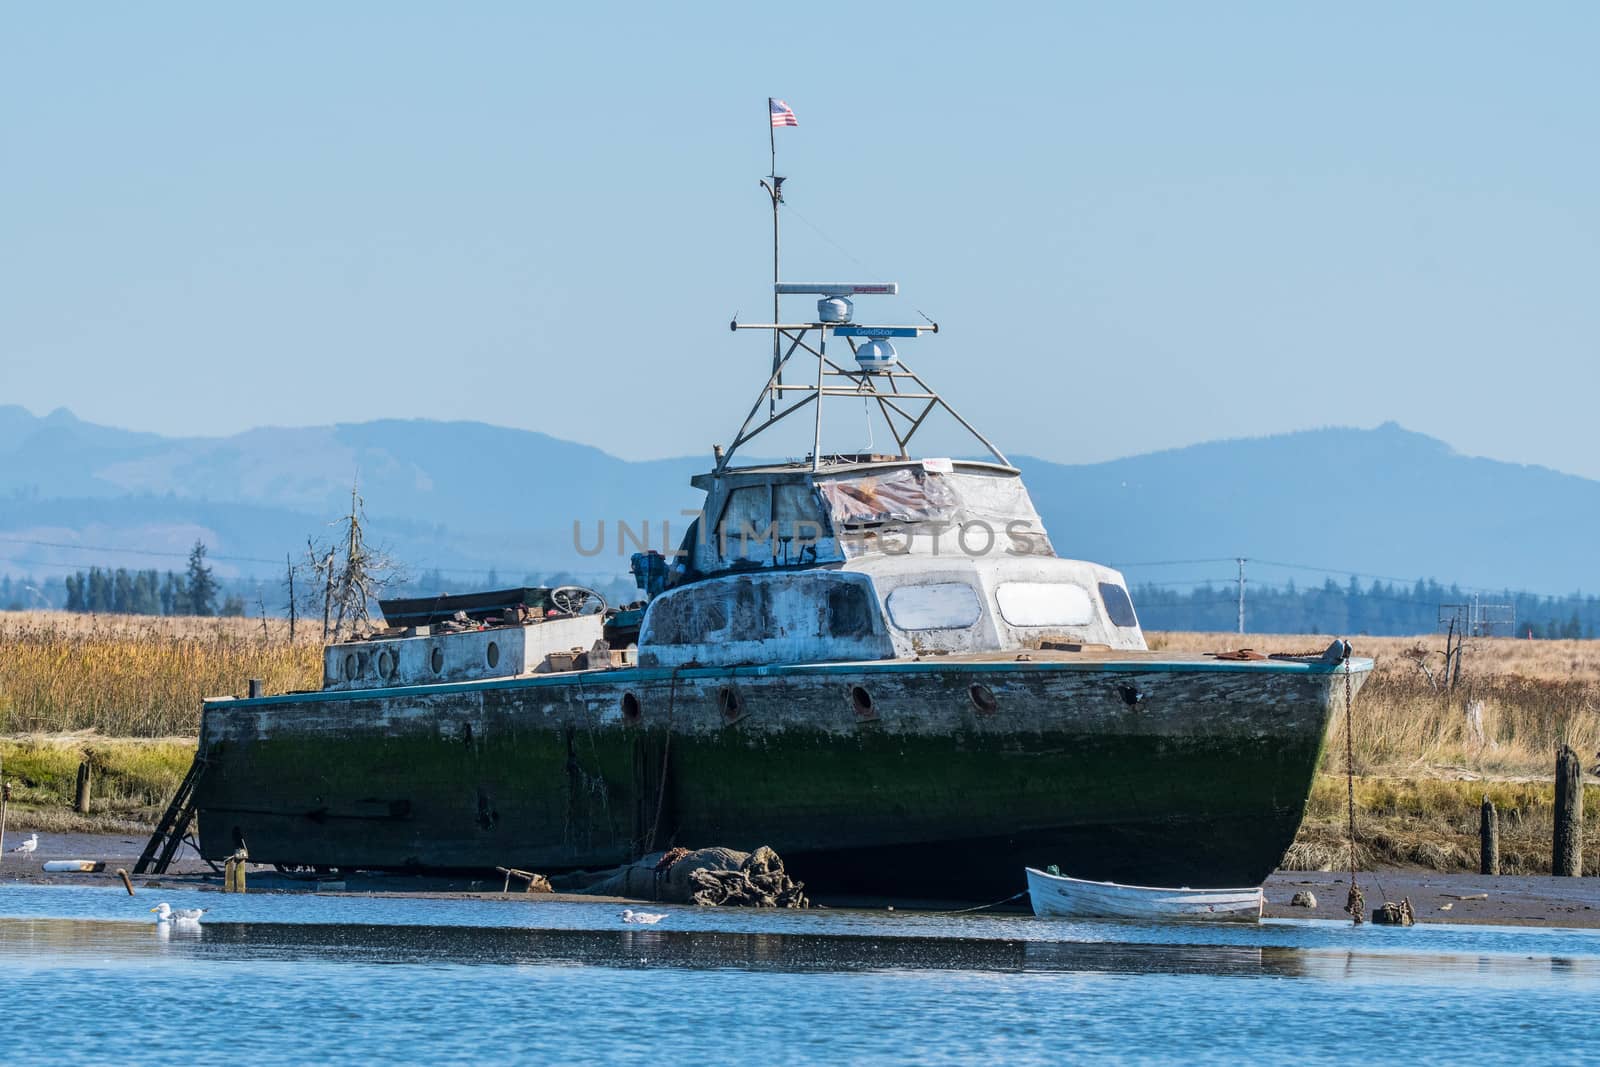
150;903;208;925
8;833;37;855
620;909;666;925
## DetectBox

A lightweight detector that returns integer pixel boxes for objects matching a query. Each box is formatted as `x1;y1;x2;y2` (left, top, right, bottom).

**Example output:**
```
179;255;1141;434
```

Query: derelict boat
191;160;1373;901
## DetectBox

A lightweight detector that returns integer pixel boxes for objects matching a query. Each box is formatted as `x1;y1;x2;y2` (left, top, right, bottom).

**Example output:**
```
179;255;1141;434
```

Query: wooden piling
74;761;92;814
1479;794;1499;876
1553;745;1582;877
224;847;249;893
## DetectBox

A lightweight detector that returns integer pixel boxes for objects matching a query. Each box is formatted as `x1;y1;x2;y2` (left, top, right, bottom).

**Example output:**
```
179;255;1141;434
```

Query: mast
719;105;1006;474
761;99;785;417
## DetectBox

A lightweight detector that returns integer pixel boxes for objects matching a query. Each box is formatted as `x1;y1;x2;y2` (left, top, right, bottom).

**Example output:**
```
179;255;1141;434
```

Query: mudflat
4;831;1599;928
1263;869;1600;927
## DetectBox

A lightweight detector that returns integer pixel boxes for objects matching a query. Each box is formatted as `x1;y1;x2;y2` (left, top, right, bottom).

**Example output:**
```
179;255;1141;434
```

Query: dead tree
305;481;406;641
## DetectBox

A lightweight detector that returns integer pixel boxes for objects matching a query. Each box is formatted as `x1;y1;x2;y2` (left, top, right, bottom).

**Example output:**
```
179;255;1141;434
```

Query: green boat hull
193;655;1368;900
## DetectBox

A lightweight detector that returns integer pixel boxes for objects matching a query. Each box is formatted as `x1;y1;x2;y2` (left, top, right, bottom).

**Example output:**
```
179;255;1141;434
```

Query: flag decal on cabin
770;99;798;127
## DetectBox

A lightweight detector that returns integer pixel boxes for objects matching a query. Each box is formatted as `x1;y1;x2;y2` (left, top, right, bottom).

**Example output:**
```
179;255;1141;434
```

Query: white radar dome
856;338;898;374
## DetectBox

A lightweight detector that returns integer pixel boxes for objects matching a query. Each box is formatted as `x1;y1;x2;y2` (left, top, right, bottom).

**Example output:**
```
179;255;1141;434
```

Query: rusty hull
193;650;1370;900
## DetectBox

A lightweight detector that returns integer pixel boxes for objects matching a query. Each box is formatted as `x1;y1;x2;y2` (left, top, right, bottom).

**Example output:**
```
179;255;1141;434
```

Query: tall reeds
0;615;321;737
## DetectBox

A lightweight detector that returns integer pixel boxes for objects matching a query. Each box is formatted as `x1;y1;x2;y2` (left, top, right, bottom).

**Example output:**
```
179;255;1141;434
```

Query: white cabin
637;458;1145;667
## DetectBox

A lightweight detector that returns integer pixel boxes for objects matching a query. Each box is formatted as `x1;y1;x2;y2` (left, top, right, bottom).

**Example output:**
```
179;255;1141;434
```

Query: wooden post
75;761;92;814
1480;794;1499;876
1554;745;1582;877
223;846;249;893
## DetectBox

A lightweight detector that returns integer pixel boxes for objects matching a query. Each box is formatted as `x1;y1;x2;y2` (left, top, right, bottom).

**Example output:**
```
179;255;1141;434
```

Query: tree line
1132;576;1600;638
51;542;245;617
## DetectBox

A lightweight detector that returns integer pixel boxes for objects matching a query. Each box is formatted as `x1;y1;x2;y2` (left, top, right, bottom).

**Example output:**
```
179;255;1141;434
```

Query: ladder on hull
134;758;201;875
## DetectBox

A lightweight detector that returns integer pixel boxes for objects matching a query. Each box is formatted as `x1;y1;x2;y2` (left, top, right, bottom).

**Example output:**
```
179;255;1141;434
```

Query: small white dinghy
1026;867;1263;923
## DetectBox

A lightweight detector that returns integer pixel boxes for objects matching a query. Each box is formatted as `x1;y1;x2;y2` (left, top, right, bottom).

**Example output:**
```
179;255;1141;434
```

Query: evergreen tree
133;570;160;614
184;541;218;617
65;573;85;612
87;567;112;612
161;570;185;616
112;568;134;613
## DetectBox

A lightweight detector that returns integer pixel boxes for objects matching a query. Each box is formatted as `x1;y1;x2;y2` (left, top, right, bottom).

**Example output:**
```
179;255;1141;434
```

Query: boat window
1098;582;1139;628
886;583;983;630
716;485;773;562
995;582;1095;628
827;583;876;636
773;483;823;541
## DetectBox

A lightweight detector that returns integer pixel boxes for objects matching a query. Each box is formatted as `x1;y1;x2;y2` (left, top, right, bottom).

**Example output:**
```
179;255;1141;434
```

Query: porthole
430;647;444;674
850;685;875;719
969;684;998;716
621;691;642;724
718;685;744;722
486;641;500;669
377;650;394;677
343;653;357;680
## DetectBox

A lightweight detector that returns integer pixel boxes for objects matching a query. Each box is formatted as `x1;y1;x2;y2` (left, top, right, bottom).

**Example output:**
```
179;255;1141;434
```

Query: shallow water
5;886;1597;1064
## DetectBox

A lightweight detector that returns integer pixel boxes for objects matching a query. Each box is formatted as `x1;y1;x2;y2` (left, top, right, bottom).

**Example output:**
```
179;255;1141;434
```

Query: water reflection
5;917;1597;990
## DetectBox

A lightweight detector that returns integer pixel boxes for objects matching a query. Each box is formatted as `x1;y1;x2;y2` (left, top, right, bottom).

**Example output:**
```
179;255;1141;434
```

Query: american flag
770;99;798;127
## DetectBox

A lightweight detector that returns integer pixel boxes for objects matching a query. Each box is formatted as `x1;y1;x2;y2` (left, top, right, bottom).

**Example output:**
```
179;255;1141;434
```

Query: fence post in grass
1553;745;1582;877
1480;795;1499;876
74;761;92;814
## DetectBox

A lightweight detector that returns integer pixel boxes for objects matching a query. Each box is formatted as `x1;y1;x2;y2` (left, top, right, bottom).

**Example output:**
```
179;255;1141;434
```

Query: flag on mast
769;99;798;127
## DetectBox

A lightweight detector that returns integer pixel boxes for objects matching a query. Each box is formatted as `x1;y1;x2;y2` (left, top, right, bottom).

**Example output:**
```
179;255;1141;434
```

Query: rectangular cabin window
887;583;983;631
774;483;825;563
774;483;822;540
995;582;1095;628
716;485;773;565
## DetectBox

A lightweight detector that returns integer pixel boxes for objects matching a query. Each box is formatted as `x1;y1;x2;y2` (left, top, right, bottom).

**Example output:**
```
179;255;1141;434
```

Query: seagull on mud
150;903;208;925
8;833;37;855
620;909;667;925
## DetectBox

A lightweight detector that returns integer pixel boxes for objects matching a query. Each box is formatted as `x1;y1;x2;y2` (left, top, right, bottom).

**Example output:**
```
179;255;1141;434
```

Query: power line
0;535;280;565
0;535;628;582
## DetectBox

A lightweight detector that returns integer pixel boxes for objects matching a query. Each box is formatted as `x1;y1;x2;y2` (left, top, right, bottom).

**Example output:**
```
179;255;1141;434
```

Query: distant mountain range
2;404;1596;596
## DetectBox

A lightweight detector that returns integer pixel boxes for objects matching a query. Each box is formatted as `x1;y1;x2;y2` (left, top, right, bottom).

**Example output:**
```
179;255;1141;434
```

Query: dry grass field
0;612;321;737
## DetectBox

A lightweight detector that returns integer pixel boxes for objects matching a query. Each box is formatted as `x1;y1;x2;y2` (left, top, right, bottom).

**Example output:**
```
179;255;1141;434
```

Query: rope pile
688;846;808;908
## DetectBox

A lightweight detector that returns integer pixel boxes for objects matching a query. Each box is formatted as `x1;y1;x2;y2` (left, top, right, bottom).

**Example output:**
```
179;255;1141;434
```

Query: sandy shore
4;830;1599;927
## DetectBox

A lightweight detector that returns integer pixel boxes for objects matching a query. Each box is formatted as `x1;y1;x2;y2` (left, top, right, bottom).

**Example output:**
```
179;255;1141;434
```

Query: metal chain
646;667;679;854
1342;649;1364;925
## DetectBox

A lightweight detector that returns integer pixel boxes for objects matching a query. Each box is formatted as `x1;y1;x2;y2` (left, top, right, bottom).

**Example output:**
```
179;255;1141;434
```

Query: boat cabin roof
690;456;1018;491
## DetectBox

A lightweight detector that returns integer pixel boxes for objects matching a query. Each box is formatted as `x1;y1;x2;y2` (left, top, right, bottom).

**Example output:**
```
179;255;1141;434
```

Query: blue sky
2;3;1596;474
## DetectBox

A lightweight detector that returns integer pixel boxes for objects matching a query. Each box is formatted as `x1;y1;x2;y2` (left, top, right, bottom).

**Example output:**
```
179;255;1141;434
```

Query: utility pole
285;553;297;643
1236;557;1247;635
